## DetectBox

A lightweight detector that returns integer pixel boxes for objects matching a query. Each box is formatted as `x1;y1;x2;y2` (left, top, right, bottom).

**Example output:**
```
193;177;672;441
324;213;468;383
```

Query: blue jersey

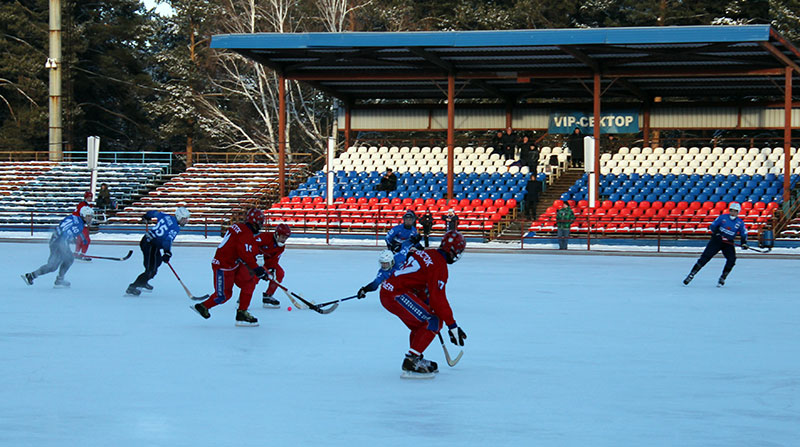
385;224;418;252
54;215;87;244
144;211;181;251
709;213;747;244
364;251;407;292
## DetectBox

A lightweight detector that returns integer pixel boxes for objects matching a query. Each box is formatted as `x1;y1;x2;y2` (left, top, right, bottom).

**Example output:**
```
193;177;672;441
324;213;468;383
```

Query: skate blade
235;321;259;327
20;275;33;286
140;289;153;293
53;284;70;289
190;305;210;319
400;371;436;380
262;303;280;309
123;292;141;297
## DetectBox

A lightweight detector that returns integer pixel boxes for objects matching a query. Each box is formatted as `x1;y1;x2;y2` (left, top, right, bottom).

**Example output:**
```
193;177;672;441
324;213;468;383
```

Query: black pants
695;236;736;274
132;236;163;286
422;230;431;248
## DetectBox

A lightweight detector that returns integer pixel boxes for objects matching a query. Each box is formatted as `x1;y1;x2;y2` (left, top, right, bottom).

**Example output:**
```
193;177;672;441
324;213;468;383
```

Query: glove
388;240;401;253
162;251;171;263
357;287;367;299
448;324;467;346
253;266;270;280
410;234;422;244
741;243;749;250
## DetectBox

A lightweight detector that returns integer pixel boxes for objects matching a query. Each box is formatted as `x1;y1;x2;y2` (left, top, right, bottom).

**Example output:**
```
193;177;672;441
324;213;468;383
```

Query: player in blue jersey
385;210;422;255
126;207;190;296
683;202;748;287
356;249;407;299
22;207;94;288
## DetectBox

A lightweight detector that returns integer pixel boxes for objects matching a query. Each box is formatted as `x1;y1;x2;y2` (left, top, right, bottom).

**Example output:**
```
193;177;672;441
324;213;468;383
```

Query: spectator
444;208;459;232
566;127;584;167
419;209;434;248
556;201;575;250
490;130;504;158
518;135;539;172
386;210;421;254
500;127;518;160
95;183;115;211
375;168;398;192
524;174;543;220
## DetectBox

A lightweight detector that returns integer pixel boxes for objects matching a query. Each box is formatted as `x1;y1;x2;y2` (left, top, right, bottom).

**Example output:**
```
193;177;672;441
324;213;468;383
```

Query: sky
2;241;798;446
141;0;174;17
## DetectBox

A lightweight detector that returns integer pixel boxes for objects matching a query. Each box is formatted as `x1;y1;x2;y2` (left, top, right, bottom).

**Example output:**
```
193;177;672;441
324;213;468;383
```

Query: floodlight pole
784;66;792;202
447;72;455;201
344;103;351;149
48;0;63;161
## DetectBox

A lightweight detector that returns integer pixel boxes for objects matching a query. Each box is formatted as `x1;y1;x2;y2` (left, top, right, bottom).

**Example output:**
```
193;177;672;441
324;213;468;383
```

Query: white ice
2;241;798;446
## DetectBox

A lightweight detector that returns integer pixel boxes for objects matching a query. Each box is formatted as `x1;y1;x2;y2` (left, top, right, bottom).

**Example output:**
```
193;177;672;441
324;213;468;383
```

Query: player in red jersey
191;208;270;327
379;230;468;378
73;191;93;260
255;223;291;308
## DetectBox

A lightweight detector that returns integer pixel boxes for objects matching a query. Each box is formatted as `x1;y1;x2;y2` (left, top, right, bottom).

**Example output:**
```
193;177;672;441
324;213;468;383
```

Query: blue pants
33;234;74;280
695;236;736;274
132;236;162;286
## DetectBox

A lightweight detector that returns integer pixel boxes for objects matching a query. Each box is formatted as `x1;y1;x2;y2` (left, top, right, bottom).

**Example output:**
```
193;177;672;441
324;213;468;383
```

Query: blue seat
645;193;658;202
709;194;721;202
722;194;735;202
609;193;621;201
633;194;645;202
734;194;747;203
501;192;513;200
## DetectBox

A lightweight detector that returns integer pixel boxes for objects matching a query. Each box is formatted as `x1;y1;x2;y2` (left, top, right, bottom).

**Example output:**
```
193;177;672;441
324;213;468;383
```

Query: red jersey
73;201;90;216
382;249;455;326
255;232;285;269
212;223;260;271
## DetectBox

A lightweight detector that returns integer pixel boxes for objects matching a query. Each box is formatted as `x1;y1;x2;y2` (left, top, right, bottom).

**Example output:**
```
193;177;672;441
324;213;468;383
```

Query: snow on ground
2;242;798;446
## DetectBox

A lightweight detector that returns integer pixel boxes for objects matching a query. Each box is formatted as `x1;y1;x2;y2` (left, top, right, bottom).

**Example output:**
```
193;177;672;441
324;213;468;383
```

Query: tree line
1;0;798;160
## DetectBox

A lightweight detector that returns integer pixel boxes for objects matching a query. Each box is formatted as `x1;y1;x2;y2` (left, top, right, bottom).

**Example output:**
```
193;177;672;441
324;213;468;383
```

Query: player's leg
262;264;284;308
54;241;75;287
128;238;158;294
717;244;737;286
27;237;64;283
193;267;235;319
684;238;721;284
379;289;440;374
233;268;259;326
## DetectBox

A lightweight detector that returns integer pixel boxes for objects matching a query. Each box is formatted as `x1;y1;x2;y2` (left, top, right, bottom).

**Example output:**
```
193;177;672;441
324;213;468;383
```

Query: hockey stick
77;250;133;261
739;244;771;253
269;280;327;314
165;261;210;301
313;295;359;310
437;331;463;367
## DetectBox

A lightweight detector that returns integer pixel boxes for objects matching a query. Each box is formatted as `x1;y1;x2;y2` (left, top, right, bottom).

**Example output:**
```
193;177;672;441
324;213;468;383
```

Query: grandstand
110;162;308;227
0;162;168;226
528;146;800;239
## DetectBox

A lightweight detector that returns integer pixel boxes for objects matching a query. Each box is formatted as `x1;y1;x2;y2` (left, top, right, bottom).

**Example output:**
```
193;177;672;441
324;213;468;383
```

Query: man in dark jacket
567;127;584;167
376;168;398;191
419;209;434;248
444;209;459;232
500;127;518;160
518;135;539;171
524;174;543;220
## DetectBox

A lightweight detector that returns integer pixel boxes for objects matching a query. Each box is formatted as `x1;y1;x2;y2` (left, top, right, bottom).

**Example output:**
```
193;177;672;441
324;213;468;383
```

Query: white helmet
378;250;395;270
728;202;741;212
80;206;94;222
175;207;191;225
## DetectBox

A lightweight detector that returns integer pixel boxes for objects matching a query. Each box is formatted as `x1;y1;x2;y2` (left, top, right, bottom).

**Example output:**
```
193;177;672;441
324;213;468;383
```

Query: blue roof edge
211;25;773;50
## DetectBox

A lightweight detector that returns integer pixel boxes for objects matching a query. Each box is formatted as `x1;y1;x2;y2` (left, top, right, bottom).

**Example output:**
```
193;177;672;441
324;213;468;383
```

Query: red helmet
275;223;291;238
246;208;265;231
84;191;93;200
439;230;466;264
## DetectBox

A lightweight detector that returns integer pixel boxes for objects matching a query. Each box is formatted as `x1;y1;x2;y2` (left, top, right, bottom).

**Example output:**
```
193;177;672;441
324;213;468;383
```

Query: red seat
741;201;753;211
413;198;424;206
424;198;437;206
471;199;482;207
651;201;663;210
312;196;324;203
753;201;766;210
676;201;689;210
506;199;517;208
663;201;676;210
567;200;576;207
553;200;564;208
625;201;637;209
601;200;613;209
614;200;625;209
482;198;493;207
401;198;413;206
715;201;728;210
390;198;402;205
459;199;470;207
357;197;368;205
494;199;506;207
638;201;651;209
688;201;701;210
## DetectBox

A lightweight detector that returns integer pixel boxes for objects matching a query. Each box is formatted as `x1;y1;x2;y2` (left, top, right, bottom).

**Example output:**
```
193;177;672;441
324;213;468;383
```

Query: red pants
202;264;258;311
263;265;285;296
75;227;90;255
379;287;443;354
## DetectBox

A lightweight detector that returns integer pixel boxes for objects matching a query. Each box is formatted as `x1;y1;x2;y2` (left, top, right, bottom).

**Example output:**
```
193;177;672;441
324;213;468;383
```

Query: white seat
682;166;695;174
463;147;474;155
732;167;744;176
719;167;732;175
658;166;671;175
723;147;736;155
618;147;630;155
653;147;665;155
676;147;688;156
629;147;641;155
663;147;676;155
646;167;659;175
641;147;653;155
735;147;748;155
600;153;612;162
747;147;760;156
687;147;700;156
698;147;711;155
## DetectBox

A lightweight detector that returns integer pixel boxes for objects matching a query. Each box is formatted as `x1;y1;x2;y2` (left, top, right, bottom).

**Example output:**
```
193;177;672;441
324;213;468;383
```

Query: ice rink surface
2;241;799;446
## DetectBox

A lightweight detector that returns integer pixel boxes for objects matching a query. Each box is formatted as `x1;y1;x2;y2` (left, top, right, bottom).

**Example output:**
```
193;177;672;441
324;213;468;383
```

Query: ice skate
717;276;726;287
54;277;71;288
21;273;34;286
262;293;280;309
235;309;259;327
192;303;210;319
400;352;438;379
682;272;694;285
140;282;153;293
124;284;141;297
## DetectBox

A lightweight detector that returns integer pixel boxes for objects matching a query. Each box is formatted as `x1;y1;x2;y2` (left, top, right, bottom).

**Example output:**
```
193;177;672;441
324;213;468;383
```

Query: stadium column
784;66;792;202
48;0;63;162
593;72;601;206
279;74;286;198
447;72;455;201
345;103;351;150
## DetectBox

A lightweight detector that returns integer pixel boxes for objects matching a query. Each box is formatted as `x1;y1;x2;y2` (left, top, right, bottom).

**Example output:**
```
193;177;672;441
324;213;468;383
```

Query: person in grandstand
95;183;115;211
255;223;292;308
556;201;575;250
125;207;190;296
385;210;422;254
192;209;269;327
443;208;459;232
500;127;518;160
683;202;748;287
22;206;94;288
379;230;467;378
419;209;434;248
73;191;93;260
566;127;584;167
375;168;398;192
356;249;407;299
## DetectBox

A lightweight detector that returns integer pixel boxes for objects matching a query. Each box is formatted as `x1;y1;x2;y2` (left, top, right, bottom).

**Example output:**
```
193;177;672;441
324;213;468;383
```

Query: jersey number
394;257;421;276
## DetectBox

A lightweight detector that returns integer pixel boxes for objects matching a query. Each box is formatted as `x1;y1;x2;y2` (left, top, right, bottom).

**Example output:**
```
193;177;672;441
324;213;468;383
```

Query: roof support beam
784;66;792;202
759;41;800;75
559;46;599;72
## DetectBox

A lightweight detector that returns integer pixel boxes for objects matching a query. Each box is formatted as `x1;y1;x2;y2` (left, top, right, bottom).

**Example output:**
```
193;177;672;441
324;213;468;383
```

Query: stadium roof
211;25;800;103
